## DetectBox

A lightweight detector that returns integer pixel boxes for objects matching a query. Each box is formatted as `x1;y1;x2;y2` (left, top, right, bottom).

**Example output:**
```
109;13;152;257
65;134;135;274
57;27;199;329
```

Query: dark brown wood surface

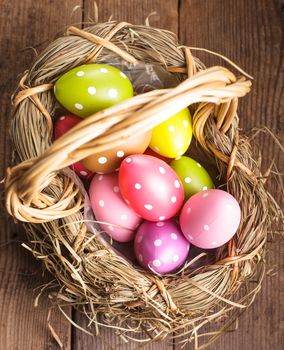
0;0;283;349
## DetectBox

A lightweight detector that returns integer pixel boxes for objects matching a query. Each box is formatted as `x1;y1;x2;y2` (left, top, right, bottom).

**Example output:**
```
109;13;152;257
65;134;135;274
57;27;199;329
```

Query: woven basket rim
4;21;280;346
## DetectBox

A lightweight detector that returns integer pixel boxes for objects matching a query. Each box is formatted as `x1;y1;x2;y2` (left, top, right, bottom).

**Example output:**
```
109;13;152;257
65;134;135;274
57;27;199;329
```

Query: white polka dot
153;259;161;267
202;186;208;191
126;157;132;163
159;167;166;174
137;235;143;243
80;171;88;176
171;233;178;240
177;150;183;156
113;186;119;193
98;175;104;181
98;156;107;164
99;200;104;207
174;180;181;188
76;71;84;76
138;254;143;262
59;116;65;120
183;120;189;127
121;214;127;221
197;162;202;168
154;239;162;247
159;186;165;192
88;86;97;95
185;177;192;183
75;103;83;110
108;88;118;98
158;216;165;221
202;192;209;198
116;150;124;158
135;183;141;190
154;146;160;151
173;254;179;262
100;68;108;73
108;225;114;231
120;72;127;78
169;125;175;133
226;204;232;211
144;204;153;210
186;207;191;214
156;222;165;227
204;224;210;231
171;196;177;203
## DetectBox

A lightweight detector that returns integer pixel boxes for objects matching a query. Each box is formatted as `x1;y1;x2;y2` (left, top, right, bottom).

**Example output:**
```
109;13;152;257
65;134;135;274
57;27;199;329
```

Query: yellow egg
149;108;193;158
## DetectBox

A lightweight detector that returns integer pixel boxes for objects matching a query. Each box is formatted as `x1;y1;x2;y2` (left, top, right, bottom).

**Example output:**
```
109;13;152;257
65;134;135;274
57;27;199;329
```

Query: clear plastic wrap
63;60;181;260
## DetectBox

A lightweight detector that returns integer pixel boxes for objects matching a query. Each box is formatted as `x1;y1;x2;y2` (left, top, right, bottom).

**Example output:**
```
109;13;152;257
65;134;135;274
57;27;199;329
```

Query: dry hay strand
4;21;283;348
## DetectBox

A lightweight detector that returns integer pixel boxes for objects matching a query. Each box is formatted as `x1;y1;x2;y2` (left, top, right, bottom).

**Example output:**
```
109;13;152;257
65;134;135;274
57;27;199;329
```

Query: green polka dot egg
54;64;134;118
170;156;214;200
149;108;193;158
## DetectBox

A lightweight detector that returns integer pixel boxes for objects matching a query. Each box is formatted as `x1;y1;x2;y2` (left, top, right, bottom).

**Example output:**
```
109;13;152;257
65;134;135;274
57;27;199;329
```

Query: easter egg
81;131;152;174
144;147;172;163
54;115;94;180
134;219;190;274
149;108;192;158
170;156;214;200
54;64;134;118
180;189;241;249
69;162;94;181
89;173;142;242
119;155;184;221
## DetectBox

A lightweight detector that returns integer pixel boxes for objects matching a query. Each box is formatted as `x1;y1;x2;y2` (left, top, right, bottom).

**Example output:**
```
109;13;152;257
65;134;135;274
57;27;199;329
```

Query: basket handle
5;66;252;223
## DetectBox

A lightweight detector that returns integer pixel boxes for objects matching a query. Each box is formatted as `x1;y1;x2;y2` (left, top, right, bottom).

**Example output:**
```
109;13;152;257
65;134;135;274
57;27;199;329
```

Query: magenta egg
180;189;241;249
119;155;184;221
54;115;94;180
134;219;190;274
89;173;142;242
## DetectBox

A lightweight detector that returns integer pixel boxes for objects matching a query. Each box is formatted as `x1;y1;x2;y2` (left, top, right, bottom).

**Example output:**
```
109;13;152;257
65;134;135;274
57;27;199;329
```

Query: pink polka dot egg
119;154;184;221
134;219;190;274
89;173;142;242
180;189;241;249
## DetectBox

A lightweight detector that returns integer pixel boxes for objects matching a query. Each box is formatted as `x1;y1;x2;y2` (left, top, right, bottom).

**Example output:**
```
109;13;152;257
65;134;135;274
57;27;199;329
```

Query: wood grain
179;0;284;349
83;0;179;32
0;1;82;349
0;0;283;349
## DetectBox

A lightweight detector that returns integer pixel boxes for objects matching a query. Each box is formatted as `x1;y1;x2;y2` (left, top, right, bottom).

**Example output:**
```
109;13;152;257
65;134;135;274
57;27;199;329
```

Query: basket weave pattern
5;22;274;344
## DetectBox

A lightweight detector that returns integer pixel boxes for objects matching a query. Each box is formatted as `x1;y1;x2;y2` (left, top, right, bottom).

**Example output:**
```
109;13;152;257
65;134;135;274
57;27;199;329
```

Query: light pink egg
119;155;184;221
89;173;142;242
180;189;241;249
134;219;190;274
54;115;94;180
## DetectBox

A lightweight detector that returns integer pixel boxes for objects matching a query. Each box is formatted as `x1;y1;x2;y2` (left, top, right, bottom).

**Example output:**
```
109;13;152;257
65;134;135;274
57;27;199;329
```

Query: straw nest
4;21;283;348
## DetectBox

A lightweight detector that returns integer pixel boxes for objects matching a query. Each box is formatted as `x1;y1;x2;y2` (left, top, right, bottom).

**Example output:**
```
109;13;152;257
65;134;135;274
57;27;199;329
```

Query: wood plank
0;1;82;349
178;0;284;349
72;1;178;349
83;0;179;32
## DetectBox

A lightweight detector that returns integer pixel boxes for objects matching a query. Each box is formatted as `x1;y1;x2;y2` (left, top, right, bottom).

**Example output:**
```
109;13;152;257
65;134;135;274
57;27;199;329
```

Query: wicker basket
4;21;281;348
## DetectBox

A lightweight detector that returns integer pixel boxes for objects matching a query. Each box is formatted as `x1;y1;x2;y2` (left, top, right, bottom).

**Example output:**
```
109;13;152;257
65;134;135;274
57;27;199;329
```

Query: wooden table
0;1;283;349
